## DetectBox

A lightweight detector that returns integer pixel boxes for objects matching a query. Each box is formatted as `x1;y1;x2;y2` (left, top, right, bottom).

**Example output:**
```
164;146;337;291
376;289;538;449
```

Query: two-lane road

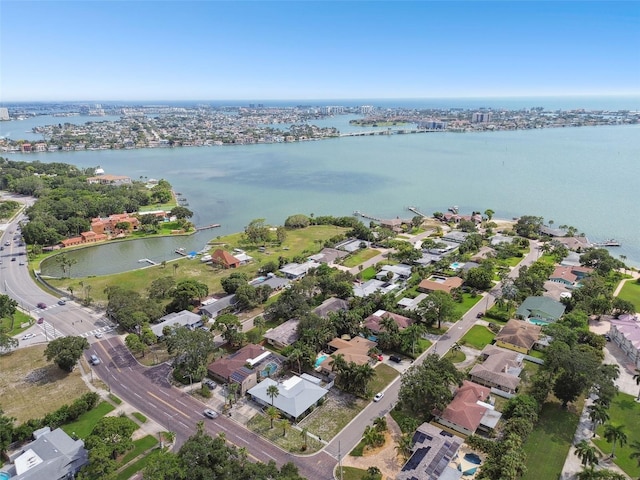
90;337;336;480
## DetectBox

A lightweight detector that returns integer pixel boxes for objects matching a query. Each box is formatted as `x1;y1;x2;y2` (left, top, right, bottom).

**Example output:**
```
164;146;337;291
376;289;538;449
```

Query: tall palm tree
603;423;628;458
395;433;413;461
288;348;303;374
254;316;266;335
574;440;600;467
266;384;280;406
633;368;640;401
300;427;309;451
266;406;280;429
588;403;610;436
281;419;290;437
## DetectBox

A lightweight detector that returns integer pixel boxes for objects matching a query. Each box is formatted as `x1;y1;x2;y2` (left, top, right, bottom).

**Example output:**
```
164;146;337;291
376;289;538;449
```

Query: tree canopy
44;336;90;371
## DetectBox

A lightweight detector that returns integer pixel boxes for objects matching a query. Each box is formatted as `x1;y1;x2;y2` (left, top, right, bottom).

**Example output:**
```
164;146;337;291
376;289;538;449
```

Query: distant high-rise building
0;107;9;121
471;112;493;123
360;105;374;114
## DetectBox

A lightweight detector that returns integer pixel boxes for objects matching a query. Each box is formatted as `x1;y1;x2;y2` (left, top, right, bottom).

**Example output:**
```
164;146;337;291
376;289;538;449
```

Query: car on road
90;354;101;365
18;261;24;266
389;355;402;363
21;333;36;340
58;299;66;305
95;332;103;338
37;317;44;324
476;312;484;318
37;302;47;309
3;242;9;246
203;379;217;390
203;409;219;419
373;392;384;402
11;257;16;262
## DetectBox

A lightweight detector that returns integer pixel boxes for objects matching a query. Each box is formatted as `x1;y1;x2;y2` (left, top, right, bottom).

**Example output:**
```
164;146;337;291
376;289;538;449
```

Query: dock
195;223;221;232
175;248;188;256
353;210;381;222
407;206;428;218
138;258;158;265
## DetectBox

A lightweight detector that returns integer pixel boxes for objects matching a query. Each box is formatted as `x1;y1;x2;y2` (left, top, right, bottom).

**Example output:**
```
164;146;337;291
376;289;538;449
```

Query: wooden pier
407;206;428;218
138;258;158;265
353;210;381;222
195;223;221;231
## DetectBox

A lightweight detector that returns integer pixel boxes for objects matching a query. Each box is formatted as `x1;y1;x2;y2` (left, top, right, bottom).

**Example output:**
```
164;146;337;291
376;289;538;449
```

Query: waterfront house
279;260;321;280
60;231;108;247
494;319;542;354
86;174;132;186
247;376;328;421
434;381;501;437
0;427;88;480
469;345;523;394
212;249;241;269
608;314;640;368
397;422;462;480
308;247;348;265
515;296;566;323
549;265;593;287
90;213;139;235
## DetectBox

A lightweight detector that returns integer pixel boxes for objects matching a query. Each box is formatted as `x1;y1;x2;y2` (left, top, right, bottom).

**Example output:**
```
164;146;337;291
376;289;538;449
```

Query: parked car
90;354;100;365
37;302;47;309
389;355;402;363
476;312;484;318
203;409;219;419
203;379;217;390
58;299;66;305
21;333;36;340
373;392;384;402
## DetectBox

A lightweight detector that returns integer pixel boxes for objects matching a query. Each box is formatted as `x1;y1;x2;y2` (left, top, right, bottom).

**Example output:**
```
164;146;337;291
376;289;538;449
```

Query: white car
373;392;384;402
95;332;103;338
21;333;36;340
203;409;219;419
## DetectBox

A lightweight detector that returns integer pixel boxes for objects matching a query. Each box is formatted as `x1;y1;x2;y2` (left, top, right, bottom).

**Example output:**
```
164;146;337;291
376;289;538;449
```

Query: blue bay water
3;107;640;274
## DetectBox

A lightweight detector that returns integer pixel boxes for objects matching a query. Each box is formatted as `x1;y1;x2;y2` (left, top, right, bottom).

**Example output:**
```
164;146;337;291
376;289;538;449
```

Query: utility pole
338;441;343;480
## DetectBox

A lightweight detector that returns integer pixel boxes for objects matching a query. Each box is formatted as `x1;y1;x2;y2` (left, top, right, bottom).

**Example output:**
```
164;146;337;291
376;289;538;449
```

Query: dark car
476;312;484;319
37;317;44;324
389;355;402;363
37;302;47;309
203;379;217;390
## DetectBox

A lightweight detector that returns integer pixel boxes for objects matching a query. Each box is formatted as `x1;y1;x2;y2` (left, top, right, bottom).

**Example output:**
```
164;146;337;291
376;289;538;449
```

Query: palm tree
363;426;384;449
266;406;280;429
173;263;179;276
288;348;304;374
633;368;640;401
254;316;266;335
227;382;239;406
373;416;387;432
395;433;413;461
588;403;610;436
281;419;290;437
629;440;640;468
266;384;280;406
574;439;600;467
300;427;309;451
603;423;627;458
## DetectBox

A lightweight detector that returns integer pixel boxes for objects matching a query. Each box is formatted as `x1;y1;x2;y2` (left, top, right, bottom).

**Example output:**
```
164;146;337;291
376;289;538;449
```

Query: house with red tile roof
549;265;593;287
212;249;241;269
434;381;501;436
363;309;413;334
319;336;377;374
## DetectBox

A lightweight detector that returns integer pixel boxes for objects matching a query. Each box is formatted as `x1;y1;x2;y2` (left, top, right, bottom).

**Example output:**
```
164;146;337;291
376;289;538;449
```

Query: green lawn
360;266;377;281
1;310;32;335
119;435;159;465
444;349;466;364
116;448;161;480
593;392;640;478
521;398;583;480
452;293;483;319
342;249;381;268
132;412;148;423
369;363;400;396
336;466;369;480
617;279;640;312
61;401;115;439
459;325;495;350
246;414;323;454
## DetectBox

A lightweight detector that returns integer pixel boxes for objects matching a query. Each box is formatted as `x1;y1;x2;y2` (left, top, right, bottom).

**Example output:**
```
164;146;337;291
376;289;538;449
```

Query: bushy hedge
12;392;100;442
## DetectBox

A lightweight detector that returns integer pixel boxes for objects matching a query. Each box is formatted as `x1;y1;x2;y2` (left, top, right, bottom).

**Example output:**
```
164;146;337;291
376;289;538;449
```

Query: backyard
342;248;382;268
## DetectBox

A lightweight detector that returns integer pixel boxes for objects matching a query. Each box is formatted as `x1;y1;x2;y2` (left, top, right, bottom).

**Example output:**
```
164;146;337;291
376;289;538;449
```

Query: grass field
342;249;381;268
61;401;116;439
247;414;323;454
336;466;368;480
116;449;161;480
0;345;89;422
1;311;33;335
452;293;483;320
444;349;466;364
617;279;640;312
459;325;495;350
521;398;583;480
360;266;377;281
369;363;400;396
45;225;348;303
593;392;640;478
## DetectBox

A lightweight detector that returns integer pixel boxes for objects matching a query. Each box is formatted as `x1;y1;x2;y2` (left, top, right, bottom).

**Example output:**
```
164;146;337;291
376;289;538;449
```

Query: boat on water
593;239;621;247
448;205;459;214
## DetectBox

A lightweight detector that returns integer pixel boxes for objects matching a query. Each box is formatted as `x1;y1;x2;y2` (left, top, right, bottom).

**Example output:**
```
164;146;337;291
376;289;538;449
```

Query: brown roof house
207;344;282;395
434;381;501;436
363;309;413;334
212;249;241;269
319;336;376;374
469;345;524;394
418;275;464;294
494;319;542;354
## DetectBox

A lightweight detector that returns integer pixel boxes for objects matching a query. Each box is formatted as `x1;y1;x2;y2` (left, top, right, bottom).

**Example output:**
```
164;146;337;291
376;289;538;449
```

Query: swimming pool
314;354;328;369
458;452;482;475
0;471;11;480
528;318;550;326
450;262;465;270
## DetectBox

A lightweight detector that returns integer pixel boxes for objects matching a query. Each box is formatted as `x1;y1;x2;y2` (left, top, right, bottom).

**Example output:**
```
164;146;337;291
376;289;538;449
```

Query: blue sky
1;1;638;101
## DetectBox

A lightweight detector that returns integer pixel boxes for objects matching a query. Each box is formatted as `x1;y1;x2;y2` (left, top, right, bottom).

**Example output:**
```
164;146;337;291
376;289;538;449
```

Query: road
90;337;336;479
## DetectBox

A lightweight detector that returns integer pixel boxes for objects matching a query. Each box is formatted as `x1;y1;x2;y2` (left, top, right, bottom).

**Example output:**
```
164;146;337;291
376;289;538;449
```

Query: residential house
515;296;566;323
199;294;236;319
434;381;501;436
376;264;413;282
249;274;290;291
319;336;377;374
469;345;523;394
247;376;328;421
263;319;300;349
86;174;132;185
60;231;108;247
279;260;321;280
308;247;348;265
609;314;640;368
418;276;464;294
212;249;241;269
90;213;140;234
313;297;349;318
363;310;413;334
397;293;427;311
397;422;462;480
380;218;410;233
494;319;542;354
555;235;591;252
490;235;515;246
0;427;88;480
549;265;593;287
151;310;204;338
353;278;398;298
539;225;565;237
335;238;371;253
442;231;470;244
207;344;281;395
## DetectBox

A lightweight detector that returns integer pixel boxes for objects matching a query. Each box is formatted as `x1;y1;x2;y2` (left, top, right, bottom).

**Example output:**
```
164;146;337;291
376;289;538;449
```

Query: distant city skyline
1;1;638;102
